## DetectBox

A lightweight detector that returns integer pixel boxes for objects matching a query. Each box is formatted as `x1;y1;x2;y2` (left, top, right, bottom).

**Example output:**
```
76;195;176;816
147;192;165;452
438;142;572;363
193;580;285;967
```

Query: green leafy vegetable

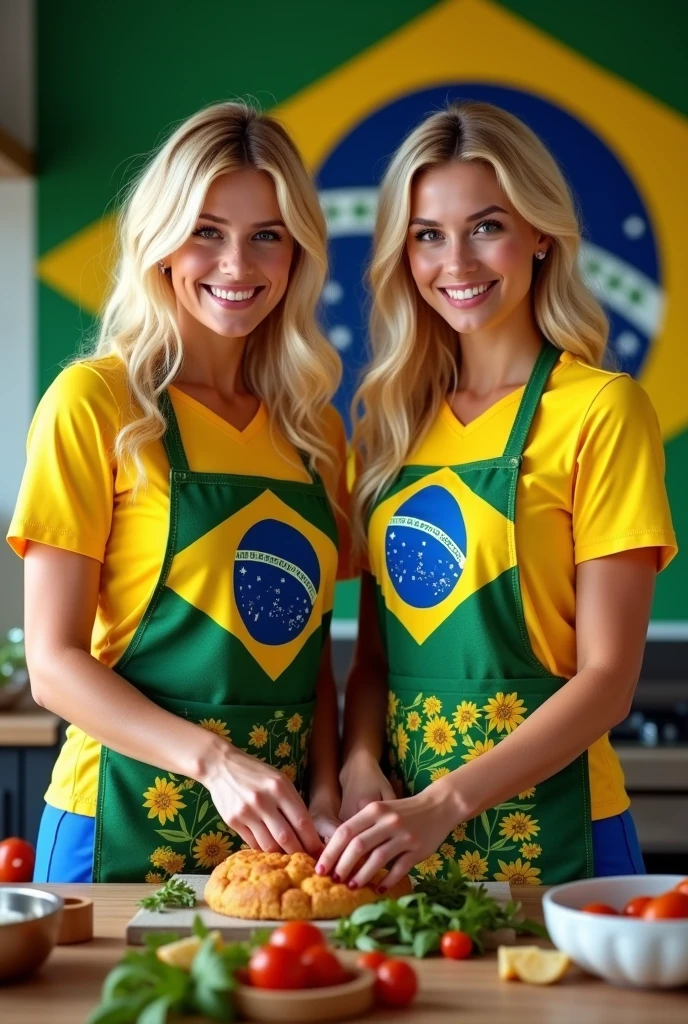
332;862;548;957
87;915;256;1023
138;879;197;912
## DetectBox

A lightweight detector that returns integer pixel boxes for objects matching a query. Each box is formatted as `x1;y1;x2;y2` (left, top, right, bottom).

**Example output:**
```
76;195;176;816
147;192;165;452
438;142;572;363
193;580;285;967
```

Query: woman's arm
316;548;656;887
25;542;323;856
339;572;396;818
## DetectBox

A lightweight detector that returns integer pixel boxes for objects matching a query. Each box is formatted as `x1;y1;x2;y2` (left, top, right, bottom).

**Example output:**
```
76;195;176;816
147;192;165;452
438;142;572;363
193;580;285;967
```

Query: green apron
368;344;593;885
94;392;338;882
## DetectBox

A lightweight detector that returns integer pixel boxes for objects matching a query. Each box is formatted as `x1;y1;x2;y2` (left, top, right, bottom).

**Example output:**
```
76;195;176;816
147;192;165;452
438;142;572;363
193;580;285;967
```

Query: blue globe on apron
234;519;321;646
386;486;467;608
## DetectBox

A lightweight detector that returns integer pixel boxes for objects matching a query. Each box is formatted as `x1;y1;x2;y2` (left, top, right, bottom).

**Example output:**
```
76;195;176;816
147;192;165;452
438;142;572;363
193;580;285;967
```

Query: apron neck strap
503;342;560;460
158;391;190;473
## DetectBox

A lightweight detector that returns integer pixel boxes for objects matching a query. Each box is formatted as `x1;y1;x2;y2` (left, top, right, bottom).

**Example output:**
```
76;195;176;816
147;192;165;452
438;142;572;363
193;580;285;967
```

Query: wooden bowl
232;967;376;1022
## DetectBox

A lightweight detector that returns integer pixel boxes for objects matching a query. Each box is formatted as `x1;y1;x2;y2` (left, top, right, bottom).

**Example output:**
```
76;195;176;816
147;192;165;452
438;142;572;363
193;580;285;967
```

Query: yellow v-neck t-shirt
8;357;354;816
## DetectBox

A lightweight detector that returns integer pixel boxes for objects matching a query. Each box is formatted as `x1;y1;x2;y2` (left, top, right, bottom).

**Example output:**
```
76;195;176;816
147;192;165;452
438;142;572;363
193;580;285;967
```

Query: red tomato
673;878;688;897
622;896;652;918
440;930;473;960
642;891;688;921
356;950;388;970
581;903;619;915
300;944;348;988
248;945;309;990
375;958;418;1008
0;837;35;883
268;921;325;956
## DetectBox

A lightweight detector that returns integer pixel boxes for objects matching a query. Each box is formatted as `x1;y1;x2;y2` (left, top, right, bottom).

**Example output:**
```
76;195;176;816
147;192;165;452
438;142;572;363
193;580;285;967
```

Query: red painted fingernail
348;880;358;890
377;886;386;895
331;872;340;883
315;864;325;875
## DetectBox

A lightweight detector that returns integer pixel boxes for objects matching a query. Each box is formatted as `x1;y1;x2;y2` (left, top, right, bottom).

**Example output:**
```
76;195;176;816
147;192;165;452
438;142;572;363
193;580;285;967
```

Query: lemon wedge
498;946;570;985
156;930;223;971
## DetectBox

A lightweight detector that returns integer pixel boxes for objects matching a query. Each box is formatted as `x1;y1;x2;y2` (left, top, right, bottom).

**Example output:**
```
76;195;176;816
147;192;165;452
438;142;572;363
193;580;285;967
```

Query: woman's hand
308;793;342;844
339;750;396;820
316;776;460;891
200;741;324;857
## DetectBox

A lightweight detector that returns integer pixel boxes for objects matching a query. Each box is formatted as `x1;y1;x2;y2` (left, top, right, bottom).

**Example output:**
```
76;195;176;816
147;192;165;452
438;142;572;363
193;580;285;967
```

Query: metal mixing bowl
0;888;63;983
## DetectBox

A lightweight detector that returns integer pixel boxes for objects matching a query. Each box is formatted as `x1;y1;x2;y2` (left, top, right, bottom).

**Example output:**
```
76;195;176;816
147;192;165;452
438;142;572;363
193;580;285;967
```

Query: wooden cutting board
126;875;512;944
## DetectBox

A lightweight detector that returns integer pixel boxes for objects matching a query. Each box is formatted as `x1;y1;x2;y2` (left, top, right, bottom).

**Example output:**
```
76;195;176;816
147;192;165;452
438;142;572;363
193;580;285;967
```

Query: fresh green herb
333;863;548;957
87;914;257;1023
138;878;198;912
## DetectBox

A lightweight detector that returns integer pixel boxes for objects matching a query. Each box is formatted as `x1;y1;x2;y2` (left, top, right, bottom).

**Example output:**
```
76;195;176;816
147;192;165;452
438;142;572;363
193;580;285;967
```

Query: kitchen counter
1;884;686;1023
0;690;60;747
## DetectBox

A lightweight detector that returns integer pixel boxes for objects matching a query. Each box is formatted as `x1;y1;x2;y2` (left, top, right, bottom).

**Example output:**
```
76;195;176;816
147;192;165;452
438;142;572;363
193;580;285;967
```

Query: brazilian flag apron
93;393;338;882
368;344;593;885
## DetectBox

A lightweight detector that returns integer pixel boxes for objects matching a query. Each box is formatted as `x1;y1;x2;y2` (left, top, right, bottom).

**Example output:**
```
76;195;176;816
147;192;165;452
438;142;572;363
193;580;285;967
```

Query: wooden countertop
0;690;60;747
1;884;686;1022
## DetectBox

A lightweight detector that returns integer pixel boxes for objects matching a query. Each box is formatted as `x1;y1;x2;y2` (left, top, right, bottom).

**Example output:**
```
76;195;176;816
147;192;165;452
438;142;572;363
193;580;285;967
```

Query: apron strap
158;390;190;473
503;342;561;460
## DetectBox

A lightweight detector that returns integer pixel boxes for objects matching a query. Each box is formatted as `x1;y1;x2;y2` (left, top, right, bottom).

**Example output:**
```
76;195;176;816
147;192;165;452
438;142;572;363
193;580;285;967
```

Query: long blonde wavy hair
89;101;341;490
352;100;608;544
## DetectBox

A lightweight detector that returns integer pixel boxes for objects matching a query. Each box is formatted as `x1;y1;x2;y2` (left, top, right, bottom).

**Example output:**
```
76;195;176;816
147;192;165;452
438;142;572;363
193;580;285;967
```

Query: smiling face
166;167;295;341
406;160;548;339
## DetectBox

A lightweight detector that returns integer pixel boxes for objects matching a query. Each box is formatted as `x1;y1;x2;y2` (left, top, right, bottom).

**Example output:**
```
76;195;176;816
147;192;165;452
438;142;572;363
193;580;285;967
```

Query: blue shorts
33;803;646;882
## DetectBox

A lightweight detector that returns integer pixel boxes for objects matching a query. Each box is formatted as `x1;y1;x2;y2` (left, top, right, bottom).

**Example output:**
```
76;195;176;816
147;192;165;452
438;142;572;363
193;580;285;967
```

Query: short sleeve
7;363;119;562
322;405;358;581
572;375;677;571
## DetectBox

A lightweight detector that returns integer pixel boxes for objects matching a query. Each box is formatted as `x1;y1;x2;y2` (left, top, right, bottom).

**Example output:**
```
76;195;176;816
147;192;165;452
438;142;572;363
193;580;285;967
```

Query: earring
158;261;167;274
535;251;547;260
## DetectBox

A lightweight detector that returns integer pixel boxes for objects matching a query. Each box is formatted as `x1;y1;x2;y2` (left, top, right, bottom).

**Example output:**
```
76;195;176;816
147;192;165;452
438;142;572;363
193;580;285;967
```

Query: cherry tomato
673;878;688;897
375;958;418;1008
622;896;652;918
248;945;309;990
642;891;688;921
440;930;473;960
356;950;388;971
0;837;35;883
581;903;619;915
269;921;325;955
300;944;348;987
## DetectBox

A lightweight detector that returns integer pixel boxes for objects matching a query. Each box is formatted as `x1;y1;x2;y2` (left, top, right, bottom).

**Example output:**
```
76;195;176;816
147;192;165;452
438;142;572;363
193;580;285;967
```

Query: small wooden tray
233;968;376;1022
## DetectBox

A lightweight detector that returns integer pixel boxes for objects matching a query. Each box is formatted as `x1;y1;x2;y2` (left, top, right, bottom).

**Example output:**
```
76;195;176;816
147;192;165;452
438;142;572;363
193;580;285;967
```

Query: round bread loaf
204;850;413;920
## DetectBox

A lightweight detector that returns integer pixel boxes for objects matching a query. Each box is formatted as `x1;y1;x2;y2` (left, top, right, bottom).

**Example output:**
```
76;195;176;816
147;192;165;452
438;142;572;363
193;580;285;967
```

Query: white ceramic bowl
543;875;688;988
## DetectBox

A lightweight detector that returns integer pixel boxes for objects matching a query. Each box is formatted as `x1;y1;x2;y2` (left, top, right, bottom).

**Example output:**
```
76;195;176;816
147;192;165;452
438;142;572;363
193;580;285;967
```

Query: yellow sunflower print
499;812;540;842
145;872;164;884
430;766;450;782
406;711;421;732
143;777;186;825
249;725;269;748
459;849;488;881
483;692;526;734
199;718;231;740
452;700;481;734
149;846;185;874
518;788;536;800
193;831;232;869
396;724;410;761
275;741;291;759
415;853;443;877
280;763;297;782
423;716;457;756
286;714;303;733
494;858;542;886
520;843;542;859
440;842;456;859
423;696;442;716
461;737;495;762
452;823;468;842
387;692;400;718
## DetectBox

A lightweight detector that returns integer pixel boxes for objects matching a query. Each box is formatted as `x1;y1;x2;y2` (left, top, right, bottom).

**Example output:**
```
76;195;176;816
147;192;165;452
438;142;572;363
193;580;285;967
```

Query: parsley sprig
138;878;198;912
333;863;548;957
87;915;268;1023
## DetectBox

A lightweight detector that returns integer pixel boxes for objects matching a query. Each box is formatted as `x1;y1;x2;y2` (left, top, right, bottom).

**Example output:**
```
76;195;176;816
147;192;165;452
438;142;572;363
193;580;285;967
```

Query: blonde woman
316;101;677;889
9;102;353;882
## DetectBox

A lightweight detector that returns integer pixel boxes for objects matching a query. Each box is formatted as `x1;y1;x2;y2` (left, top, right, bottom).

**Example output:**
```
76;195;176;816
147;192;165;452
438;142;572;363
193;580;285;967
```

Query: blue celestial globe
386;486;467;608
234;519;321;646
317;84;660;432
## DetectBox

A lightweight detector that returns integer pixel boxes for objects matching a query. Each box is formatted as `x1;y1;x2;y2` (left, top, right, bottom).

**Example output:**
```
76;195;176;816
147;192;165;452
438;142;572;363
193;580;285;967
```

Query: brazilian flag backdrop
38;0;687;629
